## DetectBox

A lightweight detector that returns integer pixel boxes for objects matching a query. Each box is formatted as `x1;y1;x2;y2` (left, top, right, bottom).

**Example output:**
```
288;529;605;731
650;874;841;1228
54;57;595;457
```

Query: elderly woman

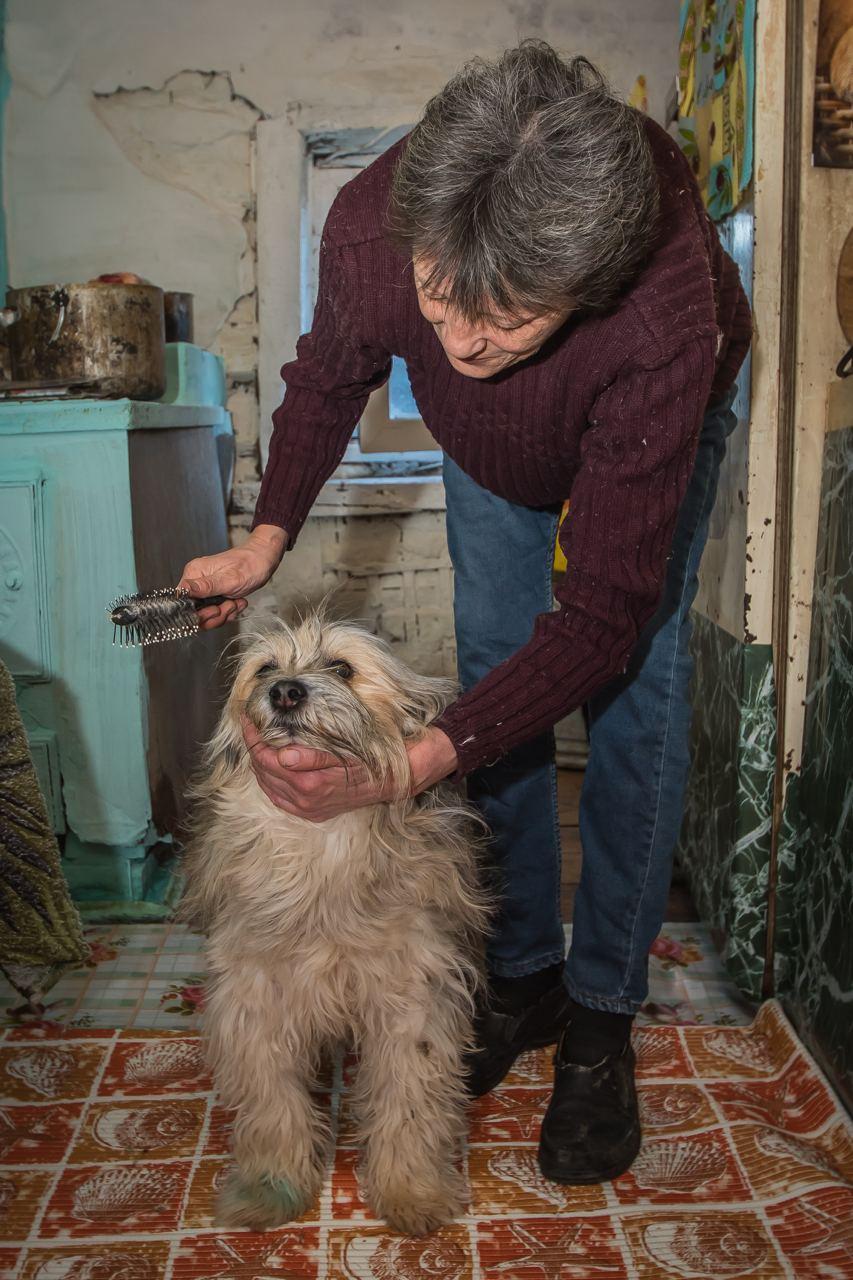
180;41;751;1184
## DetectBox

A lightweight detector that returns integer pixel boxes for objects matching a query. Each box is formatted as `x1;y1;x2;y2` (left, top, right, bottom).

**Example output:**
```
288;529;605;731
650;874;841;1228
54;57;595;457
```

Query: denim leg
566;392;738;1014
443;454;564;977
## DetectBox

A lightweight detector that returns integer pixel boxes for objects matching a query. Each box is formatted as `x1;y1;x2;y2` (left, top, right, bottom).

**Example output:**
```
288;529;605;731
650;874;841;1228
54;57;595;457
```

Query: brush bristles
107;588;200;648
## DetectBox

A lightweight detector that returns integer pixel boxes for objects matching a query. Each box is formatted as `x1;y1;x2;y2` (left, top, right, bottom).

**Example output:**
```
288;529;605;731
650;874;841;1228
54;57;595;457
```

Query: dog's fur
180;613;489;1236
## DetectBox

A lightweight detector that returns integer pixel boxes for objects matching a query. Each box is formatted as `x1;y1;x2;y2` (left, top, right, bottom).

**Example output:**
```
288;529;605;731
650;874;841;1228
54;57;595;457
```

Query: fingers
196;599;248;631
276;746;348;772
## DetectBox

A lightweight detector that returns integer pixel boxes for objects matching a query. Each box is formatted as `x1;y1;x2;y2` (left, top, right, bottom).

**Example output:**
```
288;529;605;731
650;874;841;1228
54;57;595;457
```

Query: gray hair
388;41;659;319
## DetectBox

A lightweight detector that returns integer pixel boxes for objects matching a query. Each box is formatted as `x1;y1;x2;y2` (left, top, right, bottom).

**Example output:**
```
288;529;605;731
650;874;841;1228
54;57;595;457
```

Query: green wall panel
777;424;853;1105
678;615;775;1001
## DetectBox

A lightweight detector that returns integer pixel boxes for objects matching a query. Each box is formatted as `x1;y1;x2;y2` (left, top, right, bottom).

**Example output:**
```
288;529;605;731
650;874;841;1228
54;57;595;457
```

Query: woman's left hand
242;719;459;822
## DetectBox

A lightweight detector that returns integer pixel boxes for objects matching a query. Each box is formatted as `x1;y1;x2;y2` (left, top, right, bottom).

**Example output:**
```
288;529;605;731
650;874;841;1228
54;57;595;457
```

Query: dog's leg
355;974;470;1236
206;962;327;1230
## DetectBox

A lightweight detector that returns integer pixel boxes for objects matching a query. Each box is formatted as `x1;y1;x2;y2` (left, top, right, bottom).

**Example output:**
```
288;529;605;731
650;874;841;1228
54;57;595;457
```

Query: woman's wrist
407;727;459;795
248;523;288;568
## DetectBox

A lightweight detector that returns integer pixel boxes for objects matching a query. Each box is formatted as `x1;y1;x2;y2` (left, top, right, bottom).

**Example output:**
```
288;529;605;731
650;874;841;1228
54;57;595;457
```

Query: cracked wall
4;0;676;692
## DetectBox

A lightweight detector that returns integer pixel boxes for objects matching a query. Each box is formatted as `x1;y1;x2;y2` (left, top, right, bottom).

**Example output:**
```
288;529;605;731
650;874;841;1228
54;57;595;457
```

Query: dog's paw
216;1170;316;1230
371;1176;467;1237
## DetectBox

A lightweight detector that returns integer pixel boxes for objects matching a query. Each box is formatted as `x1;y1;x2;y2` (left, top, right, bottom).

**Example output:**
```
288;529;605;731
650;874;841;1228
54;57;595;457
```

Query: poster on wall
677;0;756;221
813;0;853;166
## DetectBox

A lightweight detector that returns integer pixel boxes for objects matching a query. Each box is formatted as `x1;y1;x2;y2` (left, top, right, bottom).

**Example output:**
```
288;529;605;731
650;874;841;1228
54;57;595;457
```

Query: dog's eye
255;662;277;678
328;660;354;680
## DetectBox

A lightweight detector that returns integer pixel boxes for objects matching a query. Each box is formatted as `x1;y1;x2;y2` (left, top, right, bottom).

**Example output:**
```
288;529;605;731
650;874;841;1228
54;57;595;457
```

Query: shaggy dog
180;613;488;1236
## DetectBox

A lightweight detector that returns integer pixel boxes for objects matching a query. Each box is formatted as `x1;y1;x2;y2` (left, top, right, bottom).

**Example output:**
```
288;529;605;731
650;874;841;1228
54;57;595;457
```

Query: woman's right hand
177;524;288;630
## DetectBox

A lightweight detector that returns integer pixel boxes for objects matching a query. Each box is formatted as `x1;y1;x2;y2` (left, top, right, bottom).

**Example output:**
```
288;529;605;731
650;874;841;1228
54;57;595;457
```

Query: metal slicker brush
107;588;228;648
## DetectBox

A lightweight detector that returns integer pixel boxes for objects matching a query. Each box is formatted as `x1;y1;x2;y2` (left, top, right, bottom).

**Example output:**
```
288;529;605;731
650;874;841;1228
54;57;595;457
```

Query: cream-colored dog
180;613;488;1236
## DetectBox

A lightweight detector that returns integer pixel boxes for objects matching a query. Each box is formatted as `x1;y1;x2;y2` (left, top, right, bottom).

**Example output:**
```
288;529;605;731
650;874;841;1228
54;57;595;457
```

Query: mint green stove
0;344;234;918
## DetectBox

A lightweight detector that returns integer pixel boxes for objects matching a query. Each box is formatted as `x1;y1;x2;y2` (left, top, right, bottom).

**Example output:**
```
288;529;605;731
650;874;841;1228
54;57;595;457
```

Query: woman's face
413;258;571;379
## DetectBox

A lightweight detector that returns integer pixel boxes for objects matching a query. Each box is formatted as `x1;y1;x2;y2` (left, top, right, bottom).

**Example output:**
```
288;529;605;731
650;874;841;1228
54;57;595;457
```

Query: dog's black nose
269;680;308;711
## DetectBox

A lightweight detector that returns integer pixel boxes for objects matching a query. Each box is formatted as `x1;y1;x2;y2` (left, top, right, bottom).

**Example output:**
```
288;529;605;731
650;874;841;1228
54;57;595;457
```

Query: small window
302;128;441;478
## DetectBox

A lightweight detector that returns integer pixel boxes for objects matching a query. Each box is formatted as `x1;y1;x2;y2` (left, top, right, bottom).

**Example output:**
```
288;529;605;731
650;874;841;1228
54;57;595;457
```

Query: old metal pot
3;282;166;399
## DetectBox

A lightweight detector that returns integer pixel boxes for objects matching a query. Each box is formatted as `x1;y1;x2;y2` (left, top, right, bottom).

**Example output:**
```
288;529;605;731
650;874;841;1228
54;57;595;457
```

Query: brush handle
191;595;228;610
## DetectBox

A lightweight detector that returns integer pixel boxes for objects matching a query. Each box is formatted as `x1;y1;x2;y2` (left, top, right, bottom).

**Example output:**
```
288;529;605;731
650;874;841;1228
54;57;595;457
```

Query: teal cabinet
0;353;233;915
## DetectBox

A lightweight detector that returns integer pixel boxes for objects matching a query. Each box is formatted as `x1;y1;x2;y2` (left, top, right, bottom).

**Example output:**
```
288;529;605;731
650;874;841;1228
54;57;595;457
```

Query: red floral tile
39;1160;190;1238
708;1051;838;1132
622;1210;782;1278
468;1088;551;1144
18;1240;171;1279
612;1128;750;1205
469;1146;605;1216
0;1171;55;1243
637;1083;718;1134
100;1037;210;1096
766;1185;853;1278
632;1027;693;1080
172;1229;320;1279
69;1098;206;1163
0;1103;81;1164
0;1044;107;1103
478;1216;627;1278
327;1225;472;1280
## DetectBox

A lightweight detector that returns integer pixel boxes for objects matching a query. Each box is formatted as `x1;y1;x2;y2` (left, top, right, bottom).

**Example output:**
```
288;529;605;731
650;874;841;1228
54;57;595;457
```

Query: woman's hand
243;719;459;822
178;524;287;630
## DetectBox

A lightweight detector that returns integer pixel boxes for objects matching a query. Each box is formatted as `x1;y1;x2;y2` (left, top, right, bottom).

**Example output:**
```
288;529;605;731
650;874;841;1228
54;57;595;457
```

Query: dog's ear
397;671;459;738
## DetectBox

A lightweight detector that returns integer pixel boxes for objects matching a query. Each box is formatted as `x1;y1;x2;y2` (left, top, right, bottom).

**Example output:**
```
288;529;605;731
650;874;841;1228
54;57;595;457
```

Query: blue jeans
443;392;737;1015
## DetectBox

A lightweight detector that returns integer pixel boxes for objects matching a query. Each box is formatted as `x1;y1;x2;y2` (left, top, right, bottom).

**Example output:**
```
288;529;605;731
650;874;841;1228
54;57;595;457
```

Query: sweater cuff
433;703;507;781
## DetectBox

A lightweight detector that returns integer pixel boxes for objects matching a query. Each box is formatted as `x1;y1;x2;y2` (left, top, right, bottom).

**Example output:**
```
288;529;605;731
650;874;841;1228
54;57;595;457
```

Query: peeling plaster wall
4;0;677;679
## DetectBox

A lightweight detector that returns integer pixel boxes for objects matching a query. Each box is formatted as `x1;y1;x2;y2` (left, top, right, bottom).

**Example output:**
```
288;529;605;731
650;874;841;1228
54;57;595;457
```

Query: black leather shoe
466;979;572;1098
538;1036;641;1183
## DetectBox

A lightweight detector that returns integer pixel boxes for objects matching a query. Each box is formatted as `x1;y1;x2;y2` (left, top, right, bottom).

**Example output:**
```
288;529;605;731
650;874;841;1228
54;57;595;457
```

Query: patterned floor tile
39;1160;190;1238
633;1027;693;1080
99;1037;210;1097
0;1172;54;1244
708;1050;839;1131
67;1097;207;1163
326;1225;471;1280
17;1240;171;1279
636;1082;719;1135
765;1185;853;1278
0;1043;108;1104
172;1229;321;1279
621;1210;783;1278
468;1145;606;1216
611;1127;752;1205
0;1103;81;1165
477;1215;627;1278
468;1088;551;1144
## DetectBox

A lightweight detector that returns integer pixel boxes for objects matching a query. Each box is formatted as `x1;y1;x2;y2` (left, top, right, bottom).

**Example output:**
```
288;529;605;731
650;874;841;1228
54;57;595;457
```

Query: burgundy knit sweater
253;118;752;778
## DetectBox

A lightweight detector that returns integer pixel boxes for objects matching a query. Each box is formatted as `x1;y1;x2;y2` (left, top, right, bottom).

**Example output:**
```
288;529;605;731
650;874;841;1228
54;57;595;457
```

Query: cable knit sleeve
434;335;718;779
252;225;393;543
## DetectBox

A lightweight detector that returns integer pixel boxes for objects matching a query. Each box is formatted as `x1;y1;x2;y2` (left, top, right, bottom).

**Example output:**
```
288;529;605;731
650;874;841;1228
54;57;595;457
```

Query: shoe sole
538;1130;642;1185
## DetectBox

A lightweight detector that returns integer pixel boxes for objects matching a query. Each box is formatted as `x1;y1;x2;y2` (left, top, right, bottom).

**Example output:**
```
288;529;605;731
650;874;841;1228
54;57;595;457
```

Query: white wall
5;0;676;350
4;0;677;696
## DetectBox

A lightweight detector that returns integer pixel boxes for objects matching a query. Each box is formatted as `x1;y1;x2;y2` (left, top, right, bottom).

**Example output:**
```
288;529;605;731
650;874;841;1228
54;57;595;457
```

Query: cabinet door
0;471;51;681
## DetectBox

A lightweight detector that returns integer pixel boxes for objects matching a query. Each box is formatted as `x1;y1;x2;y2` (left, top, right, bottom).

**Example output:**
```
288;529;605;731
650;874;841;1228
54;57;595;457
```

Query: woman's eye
329;661;354;680
255;662;277;678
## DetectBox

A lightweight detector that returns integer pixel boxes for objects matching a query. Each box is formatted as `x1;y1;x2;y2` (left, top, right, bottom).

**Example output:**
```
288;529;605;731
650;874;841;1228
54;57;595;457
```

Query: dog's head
215;612;457;786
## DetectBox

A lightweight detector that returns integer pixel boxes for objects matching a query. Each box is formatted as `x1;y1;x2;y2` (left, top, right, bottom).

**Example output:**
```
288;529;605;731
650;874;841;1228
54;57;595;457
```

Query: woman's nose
438;315;488;360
